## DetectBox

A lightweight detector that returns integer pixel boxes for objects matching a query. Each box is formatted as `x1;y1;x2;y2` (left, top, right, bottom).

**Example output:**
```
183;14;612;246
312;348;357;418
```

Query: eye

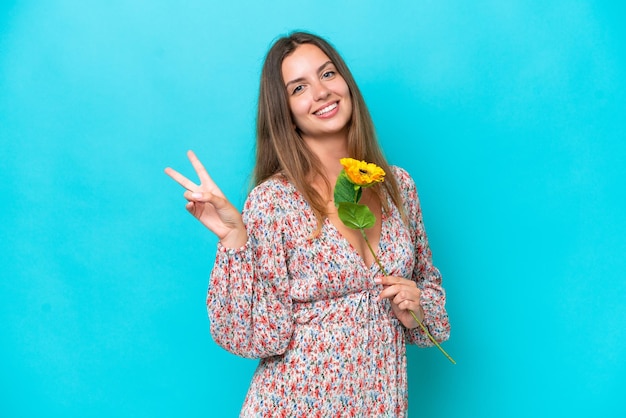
322;70;336;79
291;85;304;95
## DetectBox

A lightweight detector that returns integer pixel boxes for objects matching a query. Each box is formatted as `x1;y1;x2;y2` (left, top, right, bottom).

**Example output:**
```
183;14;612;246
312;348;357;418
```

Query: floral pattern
207;166;450;417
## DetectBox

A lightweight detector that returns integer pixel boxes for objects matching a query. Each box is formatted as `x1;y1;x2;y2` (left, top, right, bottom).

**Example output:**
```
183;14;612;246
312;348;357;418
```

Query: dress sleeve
395;168;451;347
206;182;294;359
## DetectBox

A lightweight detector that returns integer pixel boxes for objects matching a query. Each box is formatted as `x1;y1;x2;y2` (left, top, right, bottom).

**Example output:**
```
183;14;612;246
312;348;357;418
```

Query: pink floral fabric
207;167;450;417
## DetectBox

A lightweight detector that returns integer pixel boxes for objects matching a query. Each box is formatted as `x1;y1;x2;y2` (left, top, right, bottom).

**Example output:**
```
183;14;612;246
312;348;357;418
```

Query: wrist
219;227;248;249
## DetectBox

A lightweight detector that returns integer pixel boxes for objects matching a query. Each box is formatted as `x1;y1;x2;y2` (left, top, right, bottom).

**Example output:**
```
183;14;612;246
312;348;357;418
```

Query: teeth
315;103;337;115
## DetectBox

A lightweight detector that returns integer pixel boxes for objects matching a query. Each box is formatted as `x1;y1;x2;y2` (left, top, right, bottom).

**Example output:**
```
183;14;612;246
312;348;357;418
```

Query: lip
313;101;339;119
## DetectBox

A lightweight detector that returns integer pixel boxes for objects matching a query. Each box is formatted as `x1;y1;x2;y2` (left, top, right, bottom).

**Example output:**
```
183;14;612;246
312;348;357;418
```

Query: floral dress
207;167;450;417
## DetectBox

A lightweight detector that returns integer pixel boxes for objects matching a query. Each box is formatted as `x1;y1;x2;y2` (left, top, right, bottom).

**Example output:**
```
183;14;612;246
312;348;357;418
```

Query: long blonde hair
254;32;406;231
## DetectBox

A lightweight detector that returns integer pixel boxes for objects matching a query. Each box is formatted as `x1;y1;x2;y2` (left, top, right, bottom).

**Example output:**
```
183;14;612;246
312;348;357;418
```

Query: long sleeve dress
207;166;450;417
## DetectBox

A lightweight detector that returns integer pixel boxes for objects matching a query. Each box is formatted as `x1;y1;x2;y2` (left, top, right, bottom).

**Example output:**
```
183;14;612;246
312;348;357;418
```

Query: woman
165;32;450;417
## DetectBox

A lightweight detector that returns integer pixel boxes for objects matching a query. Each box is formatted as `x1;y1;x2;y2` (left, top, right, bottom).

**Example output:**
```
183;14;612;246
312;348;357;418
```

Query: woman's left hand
375;276;425;329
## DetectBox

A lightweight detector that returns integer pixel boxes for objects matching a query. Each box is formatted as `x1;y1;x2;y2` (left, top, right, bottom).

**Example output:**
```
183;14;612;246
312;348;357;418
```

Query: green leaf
334;171;362;205
337;202;375;230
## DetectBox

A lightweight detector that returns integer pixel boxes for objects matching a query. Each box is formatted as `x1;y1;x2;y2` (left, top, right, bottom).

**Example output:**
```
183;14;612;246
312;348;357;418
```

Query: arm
165;152;293;358
398;169;451;347
207;182;294;359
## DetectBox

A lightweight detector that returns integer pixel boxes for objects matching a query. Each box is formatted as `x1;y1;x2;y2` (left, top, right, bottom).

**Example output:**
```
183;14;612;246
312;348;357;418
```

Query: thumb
187;191;236;214
185;190;214;203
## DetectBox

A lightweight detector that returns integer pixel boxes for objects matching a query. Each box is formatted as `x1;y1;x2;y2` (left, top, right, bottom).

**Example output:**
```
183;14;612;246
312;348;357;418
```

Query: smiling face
281;43;353;143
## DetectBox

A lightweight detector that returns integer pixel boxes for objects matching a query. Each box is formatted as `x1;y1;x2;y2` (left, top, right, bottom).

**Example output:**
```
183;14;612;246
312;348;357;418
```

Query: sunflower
339;158;386;187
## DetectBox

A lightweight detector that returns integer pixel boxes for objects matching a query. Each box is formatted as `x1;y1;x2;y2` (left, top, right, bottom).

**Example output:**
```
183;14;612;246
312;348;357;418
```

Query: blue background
1;1;625;417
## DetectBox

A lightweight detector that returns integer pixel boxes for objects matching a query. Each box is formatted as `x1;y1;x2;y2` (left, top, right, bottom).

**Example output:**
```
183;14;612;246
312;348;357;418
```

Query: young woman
165;31;450;417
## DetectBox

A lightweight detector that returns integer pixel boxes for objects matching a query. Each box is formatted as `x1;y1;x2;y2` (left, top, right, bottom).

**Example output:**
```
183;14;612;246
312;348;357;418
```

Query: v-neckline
283;176;387;271
325;208;386;271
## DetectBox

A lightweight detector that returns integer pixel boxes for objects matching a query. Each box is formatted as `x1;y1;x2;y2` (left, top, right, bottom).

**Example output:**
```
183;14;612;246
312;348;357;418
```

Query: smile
314;102;338;116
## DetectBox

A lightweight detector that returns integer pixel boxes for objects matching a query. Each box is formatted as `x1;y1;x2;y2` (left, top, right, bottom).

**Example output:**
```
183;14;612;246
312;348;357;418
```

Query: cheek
289;97;310;119
334;77;351;96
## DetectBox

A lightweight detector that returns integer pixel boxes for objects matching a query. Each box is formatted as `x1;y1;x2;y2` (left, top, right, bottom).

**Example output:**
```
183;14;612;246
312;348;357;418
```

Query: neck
303;134;349;180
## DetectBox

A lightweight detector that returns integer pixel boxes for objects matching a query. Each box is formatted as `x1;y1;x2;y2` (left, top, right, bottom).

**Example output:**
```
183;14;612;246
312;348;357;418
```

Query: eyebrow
285;60;334;89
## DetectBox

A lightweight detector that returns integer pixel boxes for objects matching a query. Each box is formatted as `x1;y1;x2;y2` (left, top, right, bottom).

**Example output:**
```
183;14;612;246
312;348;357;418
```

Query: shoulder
244;174;300;215
388;165;421;217
389;165;417;195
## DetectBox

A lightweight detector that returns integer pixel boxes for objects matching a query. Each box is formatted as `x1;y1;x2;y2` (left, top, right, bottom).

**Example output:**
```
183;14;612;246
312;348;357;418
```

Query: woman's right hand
164;150;247;248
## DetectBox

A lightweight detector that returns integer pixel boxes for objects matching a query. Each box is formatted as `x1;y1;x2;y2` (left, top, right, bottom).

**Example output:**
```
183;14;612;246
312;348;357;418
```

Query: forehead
281;43;332;80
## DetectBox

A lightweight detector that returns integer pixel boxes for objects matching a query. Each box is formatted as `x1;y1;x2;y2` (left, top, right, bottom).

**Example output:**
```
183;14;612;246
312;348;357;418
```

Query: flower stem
408;310;456;364
360;229;388;276
360;229;456;365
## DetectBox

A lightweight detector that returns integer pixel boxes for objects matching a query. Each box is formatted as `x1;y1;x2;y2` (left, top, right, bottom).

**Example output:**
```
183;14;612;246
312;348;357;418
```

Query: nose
312;81;330;101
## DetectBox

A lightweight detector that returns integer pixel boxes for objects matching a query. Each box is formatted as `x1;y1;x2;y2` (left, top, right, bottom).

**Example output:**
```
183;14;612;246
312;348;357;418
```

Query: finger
376;276;417;287
165;167;199;192
396;300;423;323
182;190;233;213
183;190;214;203
378;284;401;301
203;191;234;211
185;201;206;219
396;298;423;316
392;290;419;307
379;284;420;302
187;150;222;194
